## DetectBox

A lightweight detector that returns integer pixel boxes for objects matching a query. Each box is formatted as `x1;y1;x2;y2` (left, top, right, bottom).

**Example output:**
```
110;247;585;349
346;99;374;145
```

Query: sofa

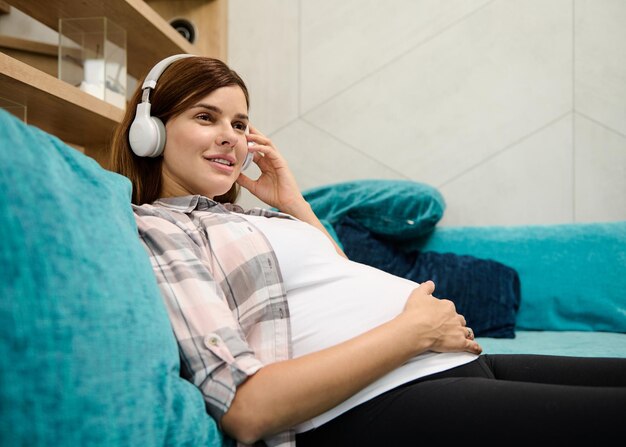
1;109;625;446
303;181;626;358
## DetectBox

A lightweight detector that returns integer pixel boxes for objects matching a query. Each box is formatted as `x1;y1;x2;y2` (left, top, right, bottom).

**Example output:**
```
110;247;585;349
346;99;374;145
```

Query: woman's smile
203;153;237;173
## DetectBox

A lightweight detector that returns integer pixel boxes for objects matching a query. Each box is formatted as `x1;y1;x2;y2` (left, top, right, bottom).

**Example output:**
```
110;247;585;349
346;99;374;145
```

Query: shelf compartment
0;52;124;148
5;0;196;80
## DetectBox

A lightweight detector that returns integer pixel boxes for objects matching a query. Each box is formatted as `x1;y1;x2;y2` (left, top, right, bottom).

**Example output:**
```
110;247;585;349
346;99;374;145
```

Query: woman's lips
203;155;236;173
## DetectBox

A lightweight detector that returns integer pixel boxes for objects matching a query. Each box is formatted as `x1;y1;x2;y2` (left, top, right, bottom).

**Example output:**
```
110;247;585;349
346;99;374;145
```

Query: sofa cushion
477;331;626;358
303;179;445;241
335;216;520;338
416;222;626;333
0;110;225;446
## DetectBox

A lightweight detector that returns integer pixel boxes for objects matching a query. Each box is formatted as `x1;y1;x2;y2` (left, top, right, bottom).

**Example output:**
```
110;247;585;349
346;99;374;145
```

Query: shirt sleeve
134;212;264;421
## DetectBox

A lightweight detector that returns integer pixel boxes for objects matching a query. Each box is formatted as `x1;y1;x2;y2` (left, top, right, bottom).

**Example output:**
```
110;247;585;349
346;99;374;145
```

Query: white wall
228;0;626;226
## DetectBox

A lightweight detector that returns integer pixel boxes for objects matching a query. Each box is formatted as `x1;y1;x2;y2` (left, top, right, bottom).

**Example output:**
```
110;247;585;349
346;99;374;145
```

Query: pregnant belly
288;260;419;358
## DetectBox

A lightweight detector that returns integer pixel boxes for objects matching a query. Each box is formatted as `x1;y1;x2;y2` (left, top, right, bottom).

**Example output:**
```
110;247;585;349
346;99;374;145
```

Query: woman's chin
207;187;233;201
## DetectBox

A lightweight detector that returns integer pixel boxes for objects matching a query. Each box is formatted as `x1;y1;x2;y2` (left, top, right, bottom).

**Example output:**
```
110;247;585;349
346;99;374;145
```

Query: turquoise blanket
479;331;626;358
417;222;626;333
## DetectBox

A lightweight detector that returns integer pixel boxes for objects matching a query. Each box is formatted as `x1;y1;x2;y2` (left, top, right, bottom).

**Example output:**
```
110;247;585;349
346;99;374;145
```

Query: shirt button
204;334;221;348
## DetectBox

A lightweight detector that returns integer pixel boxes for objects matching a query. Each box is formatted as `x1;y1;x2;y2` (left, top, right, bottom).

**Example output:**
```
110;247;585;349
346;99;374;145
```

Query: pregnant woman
109;54;626;446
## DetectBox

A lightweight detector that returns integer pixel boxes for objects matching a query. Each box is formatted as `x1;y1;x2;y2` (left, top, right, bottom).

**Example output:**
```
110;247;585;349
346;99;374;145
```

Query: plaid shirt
133;195;294;447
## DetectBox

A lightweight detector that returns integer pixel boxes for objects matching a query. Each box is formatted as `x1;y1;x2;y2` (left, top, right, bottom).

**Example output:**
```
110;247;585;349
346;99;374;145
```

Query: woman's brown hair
109;56;250;205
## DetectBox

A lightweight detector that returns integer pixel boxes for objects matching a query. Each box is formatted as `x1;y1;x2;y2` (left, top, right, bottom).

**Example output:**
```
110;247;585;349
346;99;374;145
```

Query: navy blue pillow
335;216;520;338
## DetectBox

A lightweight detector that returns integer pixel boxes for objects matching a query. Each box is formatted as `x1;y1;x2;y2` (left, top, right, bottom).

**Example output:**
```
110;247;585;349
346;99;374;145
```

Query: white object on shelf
59;17;127;110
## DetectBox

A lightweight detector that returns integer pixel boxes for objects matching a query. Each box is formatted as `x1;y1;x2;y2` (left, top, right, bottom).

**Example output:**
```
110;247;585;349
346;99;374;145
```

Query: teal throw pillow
0;110;226;446
303;179;445;240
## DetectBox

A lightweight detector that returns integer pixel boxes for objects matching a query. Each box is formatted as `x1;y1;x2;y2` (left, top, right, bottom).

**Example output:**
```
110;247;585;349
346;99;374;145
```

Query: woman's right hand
398;281;482;355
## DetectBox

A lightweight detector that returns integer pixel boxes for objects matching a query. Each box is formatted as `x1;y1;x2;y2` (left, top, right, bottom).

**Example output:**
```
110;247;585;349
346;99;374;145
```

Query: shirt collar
153;195;219;213
152;195;295;220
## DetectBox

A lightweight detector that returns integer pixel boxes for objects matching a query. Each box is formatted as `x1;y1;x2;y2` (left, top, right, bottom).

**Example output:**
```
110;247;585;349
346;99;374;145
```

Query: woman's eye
196;113;213;122
233;122;247;131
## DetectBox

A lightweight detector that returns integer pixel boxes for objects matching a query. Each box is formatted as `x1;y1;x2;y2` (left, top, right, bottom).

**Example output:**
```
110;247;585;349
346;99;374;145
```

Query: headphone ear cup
149;116;166;157
242;151;254;170
242;125;254;170
129;102;166;157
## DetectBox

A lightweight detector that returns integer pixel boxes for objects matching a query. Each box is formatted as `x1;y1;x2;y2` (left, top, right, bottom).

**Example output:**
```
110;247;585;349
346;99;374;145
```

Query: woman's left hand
236;125;305;213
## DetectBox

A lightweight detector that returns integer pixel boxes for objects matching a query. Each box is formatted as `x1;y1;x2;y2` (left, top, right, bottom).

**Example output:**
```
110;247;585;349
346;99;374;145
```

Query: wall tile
228;0;623;227
236;119;406;210
574;114;626;222
304;0;573;188
228;0;299;133
438;114;574;226
575;0;626;136
300;0;492;113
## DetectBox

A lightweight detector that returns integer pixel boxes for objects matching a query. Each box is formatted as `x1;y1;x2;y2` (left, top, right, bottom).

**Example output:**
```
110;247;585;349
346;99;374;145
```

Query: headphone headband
141;54;195;91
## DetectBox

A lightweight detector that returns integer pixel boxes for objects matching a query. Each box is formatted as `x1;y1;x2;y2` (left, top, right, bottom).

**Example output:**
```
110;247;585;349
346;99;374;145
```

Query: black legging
296;354;626;445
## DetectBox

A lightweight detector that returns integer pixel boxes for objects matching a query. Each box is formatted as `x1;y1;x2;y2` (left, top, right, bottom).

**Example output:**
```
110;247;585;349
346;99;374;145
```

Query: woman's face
160;85;249;199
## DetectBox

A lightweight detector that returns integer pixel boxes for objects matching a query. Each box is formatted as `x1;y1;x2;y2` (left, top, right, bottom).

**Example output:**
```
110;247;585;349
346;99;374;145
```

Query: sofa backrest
0;110;225;446
419;222;626;333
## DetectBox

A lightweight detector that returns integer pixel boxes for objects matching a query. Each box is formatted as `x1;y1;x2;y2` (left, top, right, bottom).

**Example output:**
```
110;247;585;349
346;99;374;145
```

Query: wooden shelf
146;0;227;61
0;0;226;162
0;35;58;76
0;52;124;148
5;0;196;80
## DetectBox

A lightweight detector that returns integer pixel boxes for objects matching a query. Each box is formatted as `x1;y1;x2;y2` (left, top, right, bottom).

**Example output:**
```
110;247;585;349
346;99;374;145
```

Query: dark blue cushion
335;216;520;338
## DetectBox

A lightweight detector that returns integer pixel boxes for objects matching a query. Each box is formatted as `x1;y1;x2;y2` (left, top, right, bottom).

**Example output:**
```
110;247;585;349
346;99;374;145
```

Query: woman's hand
397;281;482;355
222;280;478;443
236;125;304;213
235;126;347;257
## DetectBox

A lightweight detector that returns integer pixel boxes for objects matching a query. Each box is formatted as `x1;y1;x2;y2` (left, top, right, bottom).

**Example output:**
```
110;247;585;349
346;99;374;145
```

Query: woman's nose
217;125;238;147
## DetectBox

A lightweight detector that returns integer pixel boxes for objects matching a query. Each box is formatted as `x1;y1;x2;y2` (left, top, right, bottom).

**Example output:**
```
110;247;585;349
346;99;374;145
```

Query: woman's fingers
246;126;271;147
458;314;467;327
467;339;483;355
416;280;435;296
404;284;482;354
463;326;481;354
246;137;282;165
236;172;254;190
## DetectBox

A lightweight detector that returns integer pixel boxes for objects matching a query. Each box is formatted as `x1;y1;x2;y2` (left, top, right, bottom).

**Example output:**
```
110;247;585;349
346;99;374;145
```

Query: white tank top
239;213;477;432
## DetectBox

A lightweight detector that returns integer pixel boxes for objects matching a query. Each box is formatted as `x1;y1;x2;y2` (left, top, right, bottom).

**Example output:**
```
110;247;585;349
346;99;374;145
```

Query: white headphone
129;54;254;169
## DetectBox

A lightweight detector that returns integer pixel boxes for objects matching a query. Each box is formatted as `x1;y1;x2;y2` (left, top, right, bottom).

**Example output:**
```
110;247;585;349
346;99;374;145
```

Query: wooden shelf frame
0;0;226;162
5;0;196;80
0;52;124;148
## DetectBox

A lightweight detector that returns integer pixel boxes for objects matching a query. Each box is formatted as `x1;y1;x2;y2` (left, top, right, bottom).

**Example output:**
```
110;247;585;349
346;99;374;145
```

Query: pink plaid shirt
134;195;294;447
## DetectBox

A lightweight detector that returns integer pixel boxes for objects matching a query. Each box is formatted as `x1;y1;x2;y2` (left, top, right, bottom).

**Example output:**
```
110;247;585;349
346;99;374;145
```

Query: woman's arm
231;127;480;442
221;281;482;443
236;126;347;257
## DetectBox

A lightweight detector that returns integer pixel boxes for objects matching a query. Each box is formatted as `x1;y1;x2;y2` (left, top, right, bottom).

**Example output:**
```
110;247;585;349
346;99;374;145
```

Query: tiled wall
228;0;626;226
